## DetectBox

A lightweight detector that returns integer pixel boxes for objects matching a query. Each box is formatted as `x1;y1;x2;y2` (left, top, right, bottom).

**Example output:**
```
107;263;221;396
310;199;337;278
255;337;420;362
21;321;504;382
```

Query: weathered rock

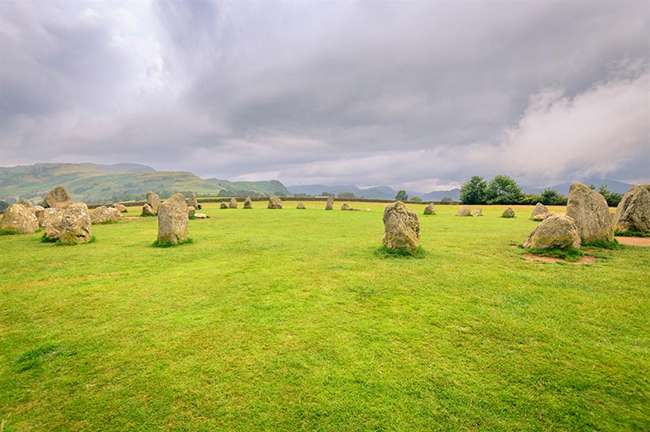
531;203;548;220
501;207;515;218
157;193;189;245
91;206;122;224
341;203;350;211
112;203;128;213
146;191;161;214
472;208;483;217
229;198;238;209
523;214;581;250
325;197;334;210
423;203;436;215
188;193;199;209
18;199;34;208
59;203;93;245
42;208;65;240
456;205;471;216
566;182;614;243
297;202;306;209
382;202;420;253
194;213;209;219
0;204;39;234
34;206;46;227
142;203;156;216
268;196;283;209
614;184;650;234
220;202;228;209
43;185;73;209
244;196;253;209
188;206;196;218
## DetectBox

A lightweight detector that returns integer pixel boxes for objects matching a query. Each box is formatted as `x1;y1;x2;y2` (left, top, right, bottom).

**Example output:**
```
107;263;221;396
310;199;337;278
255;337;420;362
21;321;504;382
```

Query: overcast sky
1;0;648;190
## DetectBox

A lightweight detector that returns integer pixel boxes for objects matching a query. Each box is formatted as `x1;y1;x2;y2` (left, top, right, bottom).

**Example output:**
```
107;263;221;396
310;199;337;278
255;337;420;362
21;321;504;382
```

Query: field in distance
1;202;648;431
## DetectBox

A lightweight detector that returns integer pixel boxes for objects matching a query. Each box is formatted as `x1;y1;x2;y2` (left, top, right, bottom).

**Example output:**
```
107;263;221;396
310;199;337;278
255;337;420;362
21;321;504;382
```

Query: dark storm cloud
1;0;648;190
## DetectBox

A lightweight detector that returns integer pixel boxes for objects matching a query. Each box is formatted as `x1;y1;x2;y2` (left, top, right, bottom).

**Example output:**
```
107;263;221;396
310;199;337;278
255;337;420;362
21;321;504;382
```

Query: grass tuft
375;245;427;258
582;239;619;249
152;237;194;248
53;236;97;246
615;229;650;238
40;234;57;243
524;246;583;262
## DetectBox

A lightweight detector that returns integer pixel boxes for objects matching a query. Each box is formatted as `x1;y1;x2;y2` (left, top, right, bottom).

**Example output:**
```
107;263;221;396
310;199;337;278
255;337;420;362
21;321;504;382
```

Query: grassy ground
1;202;648;431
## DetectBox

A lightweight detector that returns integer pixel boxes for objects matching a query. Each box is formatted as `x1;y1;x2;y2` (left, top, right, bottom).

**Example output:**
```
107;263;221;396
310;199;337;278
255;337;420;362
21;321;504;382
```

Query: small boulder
0;203;39;234
244;196;253;209
220;202;228;209
614;184;650;234
91;206;122;224
229;198;238;209
268;196;283;209
382;201;420;253
59;203;93;245
112;203;128;213
18;199;34;208
42;208;65;241
43;185;73;209
530;203;548;220
297;202;306;209
325;197;334;210
423;204;436;215
157;193;189;245
341;203;350;211
472;208;483;217
146;191;161;214
194;213;209;219
188;193;199;209
566;182;614;243
188;206;196;218
142;203;156;217
501;207;515;218
523;214;581;250
456;205;471;216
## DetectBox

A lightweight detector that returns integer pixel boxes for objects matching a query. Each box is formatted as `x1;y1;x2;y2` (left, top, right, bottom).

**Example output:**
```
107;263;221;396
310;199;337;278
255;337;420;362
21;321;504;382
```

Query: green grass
375;245;427;258
1;203;649;431
615;229;650;238
152;238;194;248
522;246;584;262
583;238;619;250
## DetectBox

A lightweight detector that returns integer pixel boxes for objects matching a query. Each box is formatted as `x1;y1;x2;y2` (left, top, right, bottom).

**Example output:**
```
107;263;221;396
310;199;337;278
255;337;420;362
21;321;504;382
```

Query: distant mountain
420;188;461;201
287;184;461;201
206;179;290;197
80;163;155;173
524;178;635;195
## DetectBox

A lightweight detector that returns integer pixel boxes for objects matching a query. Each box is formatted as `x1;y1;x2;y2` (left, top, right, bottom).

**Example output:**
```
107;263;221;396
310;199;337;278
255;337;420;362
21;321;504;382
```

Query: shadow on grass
152;238;194;248
375;245;427;259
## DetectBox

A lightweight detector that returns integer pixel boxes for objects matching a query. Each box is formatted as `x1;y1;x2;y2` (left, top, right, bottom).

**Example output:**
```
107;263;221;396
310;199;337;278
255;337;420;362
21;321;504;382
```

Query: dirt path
615;236;650;247
522;254;596;265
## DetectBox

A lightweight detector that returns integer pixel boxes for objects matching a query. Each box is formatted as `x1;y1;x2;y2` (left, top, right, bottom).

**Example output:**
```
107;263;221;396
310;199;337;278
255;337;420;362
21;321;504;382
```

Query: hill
287;184;460;201
206;179;290;197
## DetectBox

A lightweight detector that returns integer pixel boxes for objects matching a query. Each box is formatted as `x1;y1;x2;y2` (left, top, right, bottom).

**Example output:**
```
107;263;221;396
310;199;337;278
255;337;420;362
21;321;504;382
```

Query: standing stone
42;208;65;241
43;185;73;209
142;203;156;216
157;193;189;245
423;203;436;215
188;206;196;218
112;203;128;213
146;191;161;214
59;203;93;245
456;205;471;216
382;202;420;253
18;199;34;208
0;204;39;234
32;206;45;227
244;196;253;209
566;182;614;243
614;184;650;234
472;208;483;217
325;197;334;210
502;207;515;218
220;202;228;209
91;206;123;224
530;203;548;220
268;196;283;209
229;198;238;209
523;214;581;250
297;202;306;209
188;193;199;209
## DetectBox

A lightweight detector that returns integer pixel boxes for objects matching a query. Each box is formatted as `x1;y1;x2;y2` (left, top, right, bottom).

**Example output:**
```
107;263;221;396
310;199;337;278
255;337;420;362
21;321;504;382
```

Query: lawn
1;202;648;431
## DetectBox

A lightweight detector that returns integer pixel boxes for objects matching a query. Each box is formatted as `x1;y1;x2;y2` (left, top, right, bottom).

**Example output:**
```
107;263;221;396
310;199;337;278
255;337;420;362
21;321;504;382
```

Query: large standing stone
188;193;199;209
325;197;334;210
244;196;253;209
566;182;614;243
472;208;483;217
530;203;548;220
0;204;39;234
523;214;581;250
614;184;650;234
229;198;238;209
146;191;161;214
91;206;123;224
423;204;436;215
382;202;420;253
157;193;189;245
43;185;73;209
59;203;93;245
456;205;471;216
297;202;306;209
142;203;156;216
268;196;283;209
42;208;65;241
112;203;128;213
502;207;515;218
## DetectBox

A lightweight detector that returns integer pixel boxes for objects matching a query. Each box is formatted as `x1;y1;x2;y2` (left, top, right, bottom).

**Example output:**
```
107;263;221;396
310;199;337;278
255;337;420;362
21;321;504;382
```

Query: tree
441;197;454;204
460;176;488;204
485;175;523;204
0;200;8;212
321;191;334;197
411;196;423;202
395;190;408;201
539;189;567;206
337;192;356;199
598;185;623;207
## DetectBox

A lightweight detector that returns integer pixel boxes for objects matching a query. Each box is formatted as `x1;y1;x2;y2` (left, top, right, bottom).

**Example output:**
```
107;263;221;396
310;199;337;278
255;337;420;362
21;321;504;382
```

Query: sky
0;0;648;191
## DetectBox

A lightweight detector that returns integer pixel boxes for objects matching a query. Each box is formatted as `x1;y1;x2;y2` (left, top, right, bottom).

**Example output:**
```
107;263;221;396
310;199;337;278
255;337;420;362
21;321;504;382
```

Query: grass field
1;202;649;431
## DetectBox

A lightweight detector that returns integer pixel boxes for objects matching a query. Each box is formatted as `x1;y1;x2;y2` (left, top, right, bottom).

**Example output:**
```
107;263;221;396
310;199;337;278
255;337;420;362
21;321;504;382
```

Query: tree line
460;175;623;207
